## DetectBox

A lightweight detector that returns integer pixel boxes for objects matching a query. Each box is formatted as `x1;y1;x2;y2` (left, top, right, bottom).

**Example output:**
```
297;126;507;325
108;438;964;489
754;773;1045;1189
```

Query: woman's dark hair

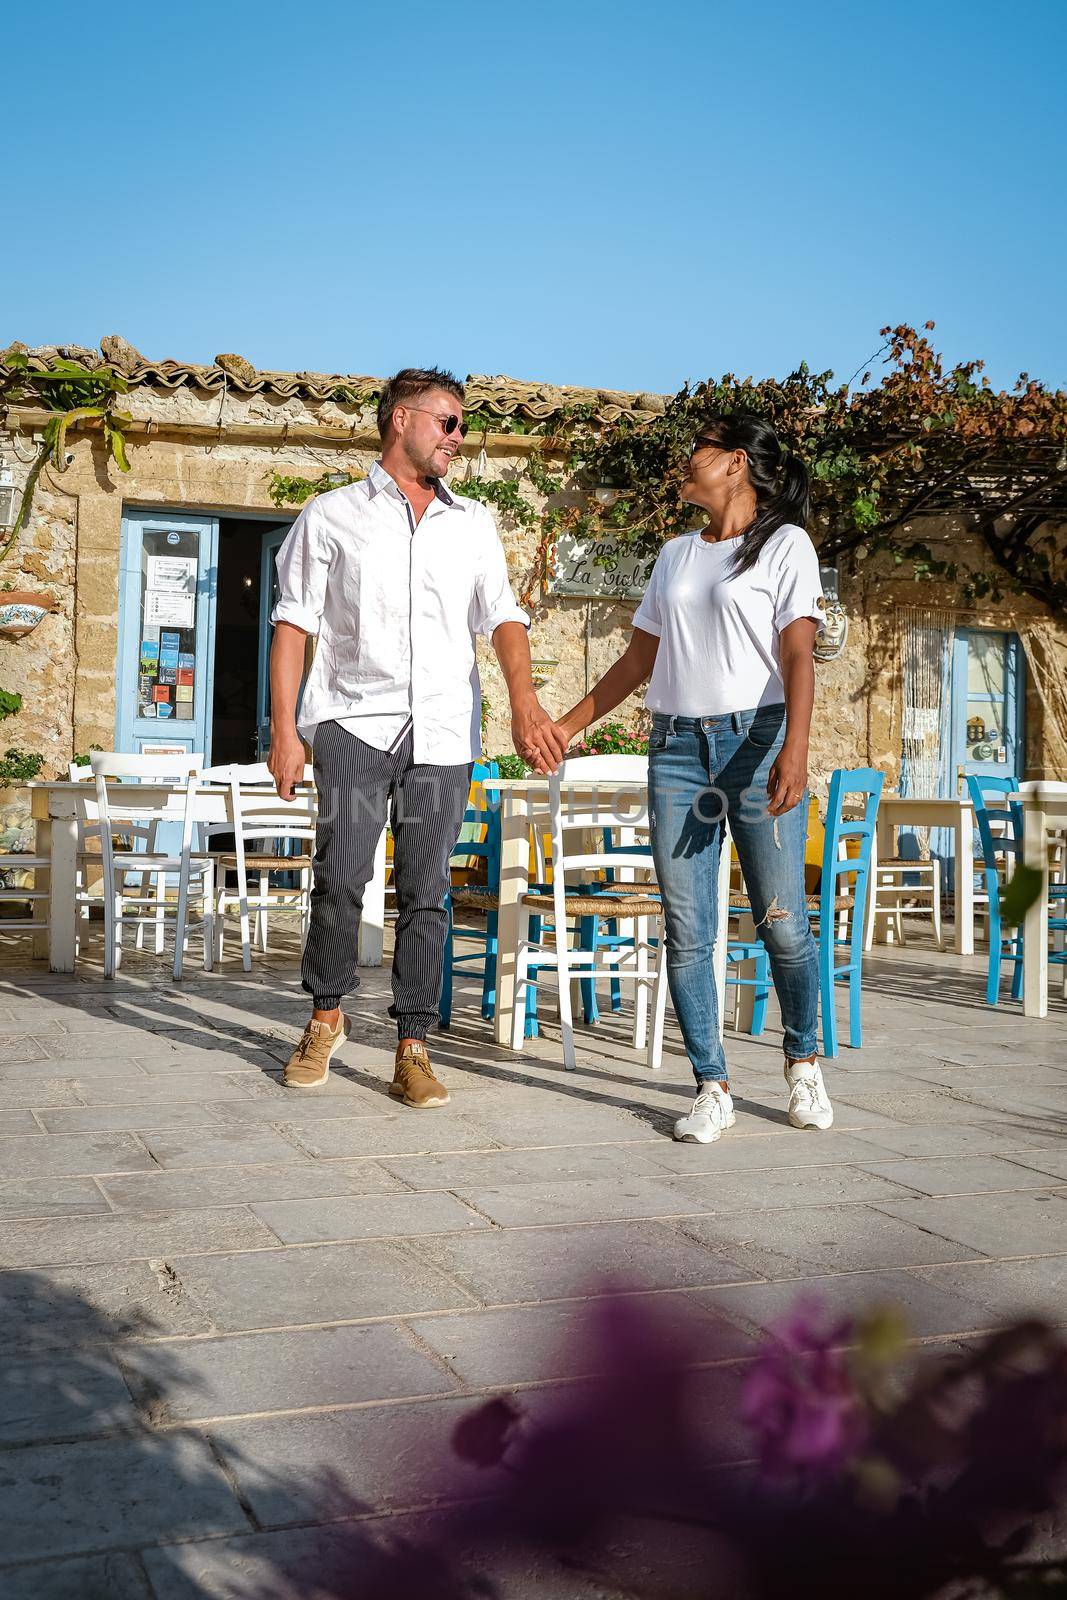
694;412;810;574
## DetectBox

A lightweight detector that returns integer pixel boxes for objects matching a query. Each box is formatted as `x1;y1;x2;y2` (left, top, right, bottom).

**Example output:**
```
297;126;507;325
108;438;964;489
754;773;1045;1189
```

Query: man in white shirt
268;368;565;1105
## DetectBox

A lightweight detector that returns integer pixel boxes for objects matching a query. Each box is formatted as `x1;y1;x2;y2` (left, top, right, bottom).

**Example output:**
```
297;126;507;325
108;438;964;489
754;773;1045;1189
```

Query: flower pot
0;591;55;639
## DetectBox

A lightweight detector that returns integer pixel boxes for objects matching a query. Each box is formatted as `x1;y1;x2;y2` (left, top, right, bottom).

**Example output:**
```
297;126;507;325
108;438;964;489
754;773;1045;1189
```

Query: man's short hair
377;367;465;441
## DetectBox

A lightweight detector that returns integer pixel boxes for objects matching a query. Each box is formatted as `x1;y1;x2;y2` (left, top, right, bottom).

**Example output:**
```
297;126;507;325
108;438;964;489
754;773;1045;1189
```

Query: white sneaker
673;1082;735;1144
785;1058;833;1130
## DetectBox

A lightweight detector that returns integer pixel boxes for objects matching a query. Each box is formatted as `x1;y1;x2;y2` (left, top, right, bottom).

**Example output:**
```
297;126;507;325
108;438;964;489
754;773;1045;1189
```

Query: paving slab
0;1130;154;1177
0;1175;111;1220
845;1121;1063;1160
55;1073;259;1106
0;1206;283;1270
0;1077;89;1109
207;1396;506;1526
852;1152;1067;1196
137;1126;310;1169
908;1255;1067;1326
1;1349;137;1444
380;1141;671;1191
36;1103;237;1134
0;1551;153;1600
252;1190;491;1244
117;1321;457;1424
695;1263;1012;1342
171;1240;478;1331
673;1203;985;1280
284;1113;505;1159
0;1432;250;1564
0;1109;42;1134
141;1517;627;1600
411;1219;755;1305
407;1294;760;1388
0;1036;48;1064
0;1261;214;1350
873;1190;1067;1259
99;1158;406;1212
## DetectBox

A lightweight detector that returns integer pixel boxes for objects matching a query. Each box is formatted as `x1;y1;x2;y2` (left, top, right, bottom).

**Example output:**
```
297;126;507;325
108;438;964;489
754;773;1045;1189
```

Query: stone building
0;337;1064;849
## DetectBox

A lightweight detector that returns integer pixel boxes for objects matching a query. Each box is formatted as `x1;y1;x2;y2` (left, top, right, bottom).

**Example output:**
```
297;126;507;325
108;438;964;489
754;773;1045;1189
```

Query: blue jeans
648;707;819;1084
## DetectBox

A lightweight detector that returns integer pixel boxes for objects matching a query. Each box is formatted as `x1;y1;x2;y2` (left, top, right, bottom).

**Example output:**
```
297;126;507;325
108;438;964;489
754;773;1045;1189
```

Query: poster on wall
144;589;195;628
146;555;197;596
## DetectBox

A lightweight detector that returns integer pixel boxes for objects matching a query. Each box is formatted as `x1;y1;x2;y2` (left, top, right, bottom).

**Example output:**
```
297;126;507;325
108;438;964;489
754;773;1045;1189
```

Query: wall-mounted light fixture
0;460;16;531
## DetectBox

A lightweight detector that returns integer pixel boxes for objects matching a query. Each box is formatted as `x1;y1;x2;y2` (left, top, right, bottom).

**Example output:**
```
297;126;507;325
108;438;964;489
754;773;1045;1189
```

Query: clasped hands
511;696;571;775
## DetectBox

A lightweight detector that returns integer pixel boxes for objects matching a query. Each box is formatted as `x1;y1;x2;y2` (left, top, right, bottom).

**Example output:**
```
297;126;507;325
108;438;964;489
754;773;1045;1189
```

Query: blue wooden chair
811;767;885;1057
724;927;772;1035
966;774;1067;1005
439;763;540;1036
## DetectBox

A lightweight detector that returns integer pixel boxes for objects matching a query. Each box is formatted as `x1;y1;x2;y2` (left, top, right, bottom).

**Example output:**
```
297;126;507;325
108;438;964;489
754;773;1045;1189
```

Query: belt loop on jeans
668;715;677;735
732;711;743;736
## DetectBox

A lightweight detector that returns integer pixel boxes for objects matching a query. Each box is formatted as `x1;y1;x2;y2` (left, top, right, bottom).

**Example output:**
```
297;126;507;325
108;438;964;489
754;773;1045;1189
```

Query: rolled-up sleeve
270;503;330;636
632;551;664;637
774;527;825;632
473;517;530;639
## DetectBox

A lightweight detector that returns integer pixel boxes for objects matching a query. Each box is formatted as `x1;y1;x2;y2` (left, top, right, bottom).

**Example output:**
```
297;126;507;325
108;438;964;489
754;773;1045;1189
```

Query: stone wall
1;384;1065;838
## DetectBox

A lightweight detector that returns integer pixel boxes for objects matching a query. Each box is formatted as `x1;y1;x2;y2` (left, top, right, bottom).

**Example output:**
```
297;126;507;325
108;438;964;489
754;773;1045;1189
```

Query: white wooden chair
510;755;667;1071
864;840;943;950
202;761;316;970
84;752;215;979
68;762;174;955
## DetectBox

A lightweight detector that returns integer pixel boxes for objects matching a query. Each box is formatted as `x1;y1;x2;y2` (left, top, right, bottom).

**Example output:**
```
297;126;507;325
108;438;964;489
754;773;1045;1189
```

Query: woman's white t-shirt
632;523;823;717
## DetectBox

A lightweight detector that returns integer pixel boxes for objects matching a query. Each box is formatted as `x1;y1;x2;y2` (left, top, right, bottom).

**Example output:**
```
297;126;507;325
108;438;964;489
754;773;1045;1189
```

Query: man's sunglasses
404;405;469;438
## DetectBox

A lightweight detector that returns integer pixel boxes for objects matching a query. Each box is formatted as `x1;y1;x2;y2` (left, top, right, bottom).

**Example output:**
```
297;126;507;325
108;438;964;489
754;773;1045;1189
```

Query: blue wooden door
117;510;219;760
950;629;1025;787
256;524;293;756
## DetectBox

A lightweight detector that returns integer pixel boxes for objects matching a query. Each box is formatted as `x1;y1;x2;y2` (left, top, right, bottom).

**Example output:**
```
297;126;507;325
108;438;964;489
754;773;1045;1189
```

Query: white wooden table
28;781;386;972
1010;781;1067;1018
869;793;976;955
490;776;732;1051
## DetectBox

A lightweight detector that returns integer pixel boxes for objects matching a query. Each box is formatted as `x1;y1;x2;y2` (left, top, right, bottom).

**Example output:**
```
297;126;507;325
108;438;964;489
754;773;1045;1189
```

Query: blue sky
5;0;1065;395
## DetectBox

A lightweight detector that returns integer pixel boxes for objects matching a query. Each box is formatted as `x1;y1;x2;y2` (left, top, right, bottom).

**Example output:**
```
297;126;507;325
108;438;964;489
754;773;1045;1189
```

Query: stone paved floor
0;919;1065;1597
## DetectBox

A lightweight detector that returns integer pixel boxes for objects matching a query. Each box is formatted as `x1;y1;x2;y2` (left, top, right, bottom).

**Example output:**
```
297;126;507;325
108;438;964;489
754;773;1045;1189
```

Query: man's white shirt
271;460;529;764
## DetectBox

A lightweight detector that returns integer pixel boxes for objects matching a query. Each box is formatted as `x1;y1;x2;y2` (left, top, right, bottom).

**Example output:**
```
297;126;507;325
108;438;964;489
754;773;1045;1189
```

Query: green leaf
1000;864;1044;926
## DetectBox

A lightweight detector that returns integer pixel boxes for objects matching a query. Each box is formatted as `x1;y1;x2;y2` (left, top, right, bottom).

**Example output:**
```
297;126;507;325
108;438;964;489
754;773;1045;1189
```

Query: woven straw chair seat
876;856;937;868
522;887;661;917
451;886;500;909
216;852;312;870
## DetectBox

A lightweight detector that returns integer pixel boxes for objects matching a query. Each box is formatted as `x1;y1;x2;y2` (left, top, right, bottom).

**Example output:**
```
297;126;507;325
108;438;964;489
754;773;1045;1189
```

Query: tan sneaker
282;1013;349;1089
389;1041;450;1108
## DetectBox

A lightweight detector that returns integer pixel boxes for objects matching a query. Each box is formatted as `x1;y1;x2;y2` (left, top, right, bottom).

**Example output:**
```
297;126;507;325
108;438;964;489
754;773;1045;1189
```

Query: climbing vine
264;324;1067;616
0;351;132;573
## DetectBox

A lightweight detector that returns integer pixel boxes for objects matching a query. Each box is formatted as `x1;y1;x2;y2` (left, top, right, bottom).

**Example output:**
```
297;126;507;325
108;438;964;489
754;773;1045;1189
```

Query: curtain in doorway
898;607;956;876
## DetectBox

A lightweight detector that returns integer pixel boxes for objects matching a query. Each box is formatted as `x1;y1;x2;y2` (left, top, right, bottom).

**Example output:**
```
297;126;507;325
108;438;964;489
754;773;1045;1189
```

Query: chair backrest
544;769;654;916
87;751;204;870
450;759;501;885
966;773;1022;873
820;767;885;904
201;761;315;788
200;762;317;854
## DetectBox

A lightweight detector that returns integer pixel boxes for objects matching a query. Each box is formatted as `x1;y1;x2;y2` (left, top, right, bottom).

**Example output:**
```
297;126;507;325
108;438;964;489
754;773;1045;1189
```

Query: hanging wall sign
548;534;656;598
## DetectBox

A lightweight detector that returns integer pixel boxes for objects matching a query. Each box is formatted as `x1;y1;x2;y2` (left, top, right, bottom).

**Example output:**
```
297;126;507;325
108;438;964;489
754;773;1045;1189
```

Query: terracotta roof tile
2;340;665;427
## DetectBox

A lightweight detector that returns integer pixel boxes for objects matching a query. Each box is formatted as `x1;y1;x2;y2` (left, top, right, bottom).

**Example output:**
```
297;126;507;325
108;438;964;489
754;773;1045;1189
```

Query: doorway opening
210;515;291;767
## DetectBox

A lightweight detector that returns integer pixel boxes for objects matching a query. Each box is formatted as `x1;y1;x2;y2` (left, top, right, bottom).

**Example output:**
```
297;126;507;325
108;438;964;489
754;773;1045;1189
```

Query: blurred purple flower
742;1299;867;1481
452;1396;524;1468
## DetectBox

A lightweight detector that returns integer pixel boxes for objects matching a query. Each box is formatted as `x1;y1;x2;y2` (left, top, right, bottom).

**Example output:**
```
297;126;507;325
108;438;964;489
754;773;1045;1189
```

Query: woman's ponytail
694;413;811;575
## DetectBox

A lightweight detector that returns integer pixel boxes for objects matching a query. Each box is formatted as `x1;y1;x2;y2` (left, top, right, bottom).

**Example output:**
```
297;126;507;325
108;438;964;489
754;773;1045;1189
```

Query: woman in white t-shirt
556;413;827;1148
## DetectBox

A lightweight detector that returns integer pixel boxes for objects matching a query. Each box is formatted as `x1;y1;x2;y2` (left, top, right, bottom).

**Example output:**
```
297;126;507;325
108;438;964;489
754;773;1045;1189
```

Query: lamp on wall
814;564;848;663
0;460;16;532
